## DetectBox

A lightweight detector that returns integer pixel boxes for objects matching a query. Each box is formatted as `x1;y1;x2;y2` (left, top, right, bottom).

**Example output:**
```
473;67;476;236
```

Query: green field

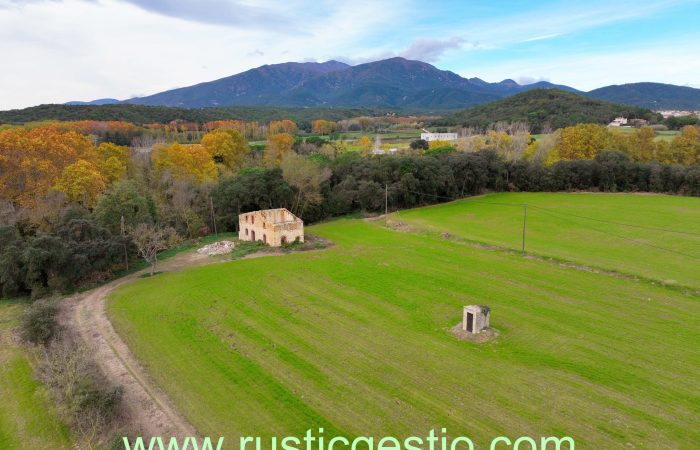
109;193;700;449
0;300;72;450
338;129;422;140
397;193;700;290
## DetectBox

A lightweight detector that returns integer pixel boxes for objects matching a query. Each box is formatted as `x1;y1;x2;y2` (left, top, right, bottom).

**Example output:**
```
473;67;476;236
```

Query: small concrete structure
238;208;304;247
462;305;490;334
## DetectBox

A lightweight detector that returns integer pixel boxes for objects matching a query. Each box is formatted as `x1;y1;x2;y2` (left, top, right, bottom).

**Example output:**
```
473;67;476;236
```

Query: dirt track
60;251;221;439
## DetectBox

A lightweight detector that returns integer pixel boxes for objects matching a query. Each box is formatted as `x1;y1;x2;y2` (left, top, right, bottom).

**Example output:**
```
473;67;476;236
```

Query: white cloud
516;76;551;86
0;0;696;109
451;0;680;48
0;0;411;108
462;42;700;91
399;37;467;62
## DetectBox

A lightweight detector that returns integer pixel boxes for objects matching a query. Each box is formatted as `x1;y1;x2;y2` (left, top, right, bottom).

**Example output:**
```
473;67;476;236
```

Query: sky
1;0;699;109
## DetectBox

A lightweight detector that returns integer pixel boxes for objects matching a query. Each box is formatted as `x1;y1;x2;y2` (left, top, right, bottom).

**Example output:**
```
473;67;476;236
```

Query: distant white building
658;110;699;118
420;128;458;142
608;117;628;127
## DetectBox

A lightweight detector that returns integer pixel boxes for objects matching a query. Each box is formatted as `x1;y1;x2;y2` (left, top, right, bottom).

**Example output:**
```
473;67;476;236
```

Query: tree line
1;122;699;299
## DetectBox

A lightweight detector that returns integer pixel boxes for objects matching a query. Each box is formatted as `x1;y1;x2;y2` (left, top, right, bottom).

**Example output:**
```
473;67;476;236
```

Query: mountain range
70;57;700;110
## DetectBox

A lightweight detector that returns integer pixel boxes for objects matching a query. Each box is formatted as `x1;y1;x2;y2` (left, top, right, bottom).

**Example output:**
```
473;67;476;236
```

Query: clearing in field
0;300;72;450
108;193;700;449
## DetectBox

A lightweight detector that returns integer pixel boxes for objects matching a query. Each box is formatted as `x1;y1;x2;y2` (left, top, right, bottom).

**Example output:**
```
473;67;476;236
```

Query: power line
528;204;700;237
387;189;700;260
533;207;700;261
401;190;524;206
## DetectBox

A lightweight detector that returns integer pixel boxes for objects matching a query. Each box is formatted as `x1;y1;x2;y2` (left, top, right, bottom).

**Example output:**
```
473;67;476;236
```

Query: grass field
109;194;700;449
0;299;72;450
338;129;422;140
396;193;700;290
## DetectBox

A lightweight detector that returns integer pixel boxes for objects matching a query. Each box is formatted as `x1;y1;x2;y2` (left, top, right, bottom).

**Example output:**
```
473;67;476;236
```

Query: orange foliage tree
268;119;298;135
0;127;98;208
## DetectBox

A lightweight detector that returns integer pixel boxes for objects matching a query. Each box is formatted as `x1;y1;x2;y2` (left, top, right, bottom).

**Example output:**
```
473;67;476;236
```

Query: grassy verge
0;299;72;450
112;232;239;278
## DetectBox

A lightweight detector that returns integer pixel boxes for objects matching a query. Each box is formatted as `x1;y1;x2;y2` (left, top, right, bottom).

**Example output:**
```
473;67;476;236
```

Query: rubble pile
197;240;235;255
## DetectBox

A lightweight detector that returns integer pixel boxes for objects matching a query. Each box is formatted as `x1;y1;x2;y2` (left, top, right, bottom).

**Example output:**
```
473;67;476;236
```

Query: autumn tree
151;142;218;183
264;133;295;166
0;127;97;209
97;142;129;164
201;129;249;171
556;123;611;160
429;139;454;149
669;125;700;165
53;160;107;207
268;119;298;135
524;131;561;165
312;120;337;135
358;136;373;156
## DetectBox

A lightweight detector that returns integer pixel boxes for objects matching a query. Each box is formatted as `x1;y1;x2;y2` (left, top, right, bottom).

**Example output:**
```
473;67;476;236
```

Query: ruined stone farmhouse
238;208;304;247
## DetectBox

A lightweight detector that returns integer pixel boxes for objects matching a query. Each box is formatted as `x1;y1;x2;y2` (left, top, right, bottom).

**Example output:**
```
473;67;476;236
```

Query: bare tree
280;153;332;217
129;224;179;276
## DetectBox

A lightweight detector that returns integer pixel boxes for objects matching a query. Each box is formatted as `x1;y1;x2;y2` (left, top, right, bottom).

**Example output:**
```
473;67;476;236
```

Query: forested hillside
440;89;659;133
0;104;402;126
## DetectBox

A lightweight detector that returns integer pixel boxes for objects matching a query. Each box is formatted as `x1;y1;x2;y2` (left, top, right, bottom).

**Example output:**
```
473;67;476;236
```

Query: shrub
21;299;60;345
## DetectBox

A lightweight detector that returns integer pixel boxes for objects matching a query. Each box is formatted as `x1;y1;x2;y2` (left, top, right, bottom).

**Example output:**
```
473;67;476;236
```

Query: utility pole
121;215;128;271
521;204;527;255
210;196;217;236
385;184;388;225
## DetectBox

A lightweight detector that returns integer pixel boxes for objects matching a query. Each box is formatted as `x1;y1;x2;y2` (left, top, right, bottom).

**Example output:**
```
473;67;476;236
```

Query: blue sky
1;0;699;109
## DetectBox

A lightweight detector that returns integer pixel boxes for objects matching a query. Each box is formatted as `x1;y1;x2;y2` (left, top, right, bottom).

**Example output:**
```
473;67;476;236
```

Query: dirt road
61;250;223;439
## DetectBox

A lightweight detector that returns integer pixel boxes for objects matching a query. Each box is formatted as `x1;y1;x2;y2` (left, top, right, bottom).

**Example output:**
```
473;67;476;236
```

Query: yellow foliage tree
429;139;453;149
264;133;295;166
201;129;249;170
100;156;128;183
53;159;107;207
556;124;611;160
669;126;700;165
97;142;129;164
627;127;657;162
358;136;373;155
312;120;337;135
152;142;218;183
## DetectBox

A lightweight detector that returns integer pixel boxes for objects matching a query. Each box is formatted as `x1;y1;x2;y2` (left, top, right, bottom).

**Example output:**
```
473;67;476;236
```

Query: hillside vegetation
441;89;657;133
588;82;700;110
109;193;700;450
0;104;403;126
